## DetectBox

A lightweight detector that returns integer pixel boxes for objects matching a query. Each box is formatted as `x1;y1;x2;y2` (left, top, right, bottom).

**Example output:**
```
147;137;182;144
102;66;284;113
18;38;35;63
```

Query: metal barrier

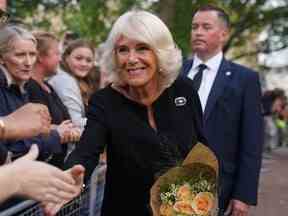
0;164;107;216
88;163;106;216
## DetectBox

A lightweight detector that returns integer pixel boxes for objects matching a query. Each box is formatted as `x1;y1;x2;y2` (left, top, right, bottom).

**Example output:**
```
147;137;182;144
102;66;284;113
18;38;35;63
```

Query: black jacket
66;76;206;215
25;78;71;167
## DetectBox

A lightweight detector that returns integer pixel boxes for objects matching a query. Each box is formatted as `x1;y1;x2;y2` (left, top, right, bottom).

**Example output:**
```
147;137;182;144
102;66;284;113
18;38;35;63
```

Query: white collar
0;64;26;93
193;52;223;71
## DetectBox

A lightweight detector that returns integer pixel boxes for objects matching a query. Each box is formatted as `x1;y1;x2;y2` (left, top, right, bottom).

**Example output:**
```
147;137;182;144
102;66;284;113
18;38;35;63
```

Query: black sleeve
25;79;44;104
65;93;108;182
0;143;7;165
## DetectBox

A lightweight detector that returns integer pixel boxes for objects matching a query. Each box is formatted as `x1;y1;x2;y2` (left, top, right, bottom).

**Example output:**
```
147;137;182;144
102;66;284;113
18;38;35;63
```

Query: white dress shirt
187;52;223;112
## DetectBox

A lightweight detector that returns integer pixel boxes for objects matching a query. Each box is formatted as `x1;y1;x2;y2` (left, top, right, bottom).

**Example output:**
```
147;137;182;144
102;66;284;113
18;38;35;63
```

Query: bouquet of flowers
150;143;219;216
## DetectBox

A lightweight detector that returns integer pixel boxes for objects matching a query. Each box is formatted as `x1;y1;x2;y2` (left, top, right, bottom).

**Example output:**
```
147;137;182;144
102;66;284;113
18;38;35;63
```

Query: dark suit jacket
181;57;264;210
66;76;206;215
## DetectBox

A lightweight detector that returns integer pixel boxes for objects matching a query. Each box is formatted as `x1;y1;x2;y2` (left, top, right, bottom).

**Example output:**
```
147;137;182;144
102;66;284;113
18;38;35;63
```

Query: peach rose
176;183;194;201
173;200;195;215
191;192;214;215
160;203;174;216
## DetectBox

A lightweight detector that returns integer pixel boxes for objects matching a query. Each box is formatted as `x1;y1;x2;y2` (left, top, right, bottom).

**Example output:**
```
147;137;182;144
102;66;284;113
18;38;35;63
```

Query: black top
66;76;205;216
25;79;70;168
25;79;70;124
0;143;7;165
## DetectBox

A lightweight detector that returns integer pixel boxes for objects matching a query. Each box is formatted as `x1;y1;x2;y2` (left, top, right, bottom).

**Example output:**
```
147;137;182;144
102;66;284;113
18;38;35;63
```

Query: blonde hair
101;10;182;88
33;31;58;56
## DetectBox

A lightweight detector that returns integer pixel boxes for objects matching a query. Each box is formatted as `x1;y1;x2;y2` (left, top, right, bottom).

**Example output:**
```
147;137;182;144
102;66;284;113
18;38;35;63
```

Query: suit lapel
181;59;193;77
204;58;232;121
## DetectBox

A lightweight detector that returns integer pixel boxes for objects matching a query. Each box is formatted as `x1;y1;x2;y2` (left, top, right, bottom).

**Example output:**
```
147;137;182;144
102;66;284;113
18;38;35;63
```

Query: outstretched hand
11;145;81;204
43;164;85;216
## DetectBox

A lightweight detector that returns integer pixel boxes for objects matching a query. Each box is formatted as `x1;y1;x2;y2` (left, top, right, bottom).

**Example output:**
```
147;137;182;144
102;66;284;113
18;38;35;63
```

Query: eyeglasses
0;9;9;26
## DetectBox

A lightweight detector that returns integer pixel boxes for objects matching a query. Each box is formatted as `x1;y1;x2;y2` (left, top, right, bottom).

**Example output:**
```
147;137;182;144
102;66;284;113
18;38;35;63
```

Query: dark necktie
193;64;207;91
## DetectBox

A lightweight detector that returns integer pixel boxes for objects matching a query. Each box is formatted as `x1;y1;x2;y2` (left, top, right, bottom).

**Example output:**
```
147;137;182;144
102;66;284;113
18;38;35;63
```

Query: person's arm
47;93;108;215
0;145;83;204
0;103;51;164
65;93;107;181
0;103;56;161
0;127;62;162
42;165;85;216
0;103;51;140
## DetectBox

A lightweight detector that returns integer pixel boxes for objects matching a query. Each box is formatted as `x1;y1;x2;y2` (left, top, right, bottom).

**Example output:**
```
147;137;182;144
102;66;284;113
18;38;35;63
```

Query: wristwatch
0;118;5;140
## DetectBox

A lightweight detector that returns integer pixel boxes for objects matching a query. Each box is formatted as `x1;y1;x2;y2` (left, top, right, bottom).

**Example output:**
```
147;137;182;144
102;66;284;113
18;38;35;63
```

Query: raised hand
2;103;51;140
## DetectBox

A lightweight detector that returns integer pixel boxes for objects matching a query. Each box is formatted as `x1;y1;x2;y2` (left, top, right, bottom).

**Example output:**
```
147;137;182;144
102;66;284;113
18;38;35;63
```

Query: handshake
0;103;85;215
2;145;85;216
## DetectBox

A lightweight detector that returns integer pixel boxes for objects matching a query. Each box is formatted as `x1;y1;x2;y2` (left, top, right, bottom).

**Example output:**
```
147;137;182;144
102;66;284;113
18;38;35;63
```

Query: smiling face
115;35;158;89
65;47;94;78
1;38;37;84
191;10;228;61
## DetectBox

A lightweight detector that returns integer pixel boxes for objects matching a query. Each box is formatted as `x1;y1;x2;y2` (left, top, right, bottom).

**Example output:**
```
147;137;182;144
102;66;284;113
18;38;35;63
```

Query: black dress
26;79;70;168
65;76;206;215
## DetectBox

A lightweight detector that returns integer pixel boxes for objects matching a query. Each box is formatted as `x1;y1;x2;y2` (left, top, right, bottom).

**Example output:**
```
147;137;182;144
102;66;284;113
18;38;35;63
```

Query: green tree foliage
61;0;147;45
8;0;288;62
8;0;68;29
220;0;288;60
154;0;193;56
61;0;110;45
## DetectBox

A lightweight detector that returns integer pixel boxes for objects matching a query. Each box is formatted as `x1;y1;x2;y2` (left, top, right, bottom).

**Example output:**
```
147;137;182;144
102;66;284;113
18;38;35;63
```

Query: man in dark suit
182;5;264;216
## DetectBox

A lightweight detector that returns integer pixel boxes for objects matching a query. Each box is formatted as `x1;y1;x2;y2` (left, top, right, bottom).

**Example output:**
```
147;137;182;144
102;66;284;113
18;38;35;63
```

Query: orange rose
159;203;174;216
191;192;214;215
176;183;194;201
173;200;195;215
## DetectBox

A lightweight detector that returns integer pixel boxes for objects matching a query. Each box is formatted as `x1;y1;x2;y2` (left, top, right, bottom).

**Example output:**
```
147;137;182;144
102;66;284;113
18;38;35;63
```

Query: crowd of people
262;88;288;153
0;3;284;216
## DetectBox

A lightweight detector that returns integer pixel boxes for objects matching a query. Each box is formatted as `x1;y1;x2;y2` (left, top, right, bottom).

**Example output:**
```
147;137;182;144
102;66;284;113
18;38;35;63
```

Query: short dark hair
193;5;230;29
